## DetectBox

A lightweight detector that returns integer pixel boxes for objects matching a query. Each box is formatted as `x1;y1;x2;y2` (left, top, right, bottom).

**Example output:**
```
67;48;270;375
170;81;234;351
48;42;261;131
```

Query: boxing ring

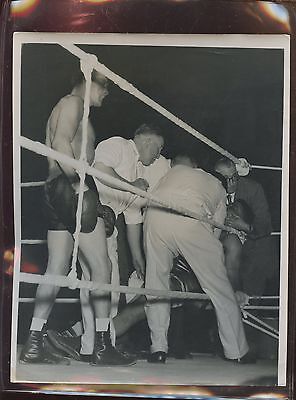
14;40;283;362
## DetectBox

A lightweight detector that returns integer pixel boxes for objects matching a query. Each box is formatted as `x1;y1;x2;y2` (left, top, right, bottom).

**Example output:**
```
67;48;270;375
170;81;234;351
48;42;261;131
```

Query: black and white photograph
11;33;289;387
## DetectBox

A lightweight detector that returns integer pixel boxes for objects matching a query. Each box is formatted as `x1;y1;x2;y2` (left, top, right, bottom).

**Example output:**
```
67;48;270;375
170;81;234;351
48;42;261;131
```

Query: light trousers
144;209;249;359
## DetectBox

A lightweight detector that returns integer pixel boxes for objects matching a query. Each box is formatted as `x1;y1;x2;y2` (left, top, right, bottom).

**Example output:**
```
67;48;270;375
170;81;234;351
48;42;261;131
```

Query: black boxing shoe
91;331;136;366
79;354;92;363
20;330;69;364
147;351;167;364
47;329;81;361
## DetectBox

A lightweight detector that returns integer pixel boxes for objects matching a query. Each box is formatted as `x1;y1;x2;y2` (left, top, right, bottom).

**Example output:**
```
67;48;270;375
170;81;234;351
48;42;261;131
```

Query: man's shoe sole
90;359;137;367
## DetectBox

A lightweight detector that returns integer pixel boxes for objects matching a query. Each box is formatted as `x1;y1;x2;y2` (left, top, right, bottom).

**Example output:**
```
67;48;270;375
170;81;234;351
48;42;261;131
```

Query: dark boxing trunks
44;174;99;234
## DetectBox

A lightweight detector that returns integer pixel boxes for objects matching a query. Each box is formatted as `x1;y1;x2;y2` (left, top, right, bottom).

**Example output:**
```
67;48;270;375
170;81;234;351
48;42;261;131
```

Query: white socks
30;317;47;332
95;318;110;332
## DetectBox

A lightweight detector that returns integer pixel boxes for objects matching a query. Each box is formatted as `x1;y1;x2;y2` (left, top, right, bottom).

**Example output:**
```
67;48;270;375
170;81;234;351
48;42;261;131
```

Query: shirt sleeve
123;202;144;225
94;138;123;169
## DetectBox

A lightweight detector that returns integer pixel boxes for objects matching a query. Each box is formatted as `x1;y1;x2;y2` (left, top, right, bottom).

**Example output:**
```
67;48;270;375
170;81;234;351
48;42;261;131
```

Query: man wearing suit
214;158;273;296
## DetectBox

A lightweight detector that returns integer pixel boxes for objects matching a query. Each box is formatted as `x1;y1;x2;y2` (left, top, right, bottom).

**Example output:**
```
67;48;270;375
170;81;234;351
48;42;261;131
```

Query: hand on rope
132;178;150;191
235;158;251;177
235;291;250;307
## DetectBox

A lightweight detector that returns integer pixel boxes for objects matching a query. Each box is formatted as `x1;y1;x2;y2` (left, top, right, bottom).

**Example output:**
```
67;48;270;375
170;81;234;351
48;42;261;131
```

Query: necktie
227;194;234;204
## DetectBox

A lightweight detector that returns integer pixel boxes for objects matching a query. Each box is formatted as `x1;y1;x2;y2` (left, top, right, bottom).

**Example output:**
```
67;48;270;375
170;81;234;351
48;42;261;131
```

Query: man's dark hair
134;123;163;138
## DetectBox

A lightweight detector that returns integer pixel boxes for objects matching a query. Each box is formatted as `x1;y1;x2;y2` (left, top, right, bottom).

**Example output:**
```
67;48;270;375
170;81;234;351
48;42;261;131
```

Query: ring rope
21;181;45;187
19;272;209;301
241;305;279;310
19;181;282;237
61;43;281;172
18;295;278;303
20;136;241;236
61;44;238;165
242;310;279;335
18;272;281;306
251;164;282;171
59;43;281;170
67;57;94;288
21;240;47;245
242;318;279;340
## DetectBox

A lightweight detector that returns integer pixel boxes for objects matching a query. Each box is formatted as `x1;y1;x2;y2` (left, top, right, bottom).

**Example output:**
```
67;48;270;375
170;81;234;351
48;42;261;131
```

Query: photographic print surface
11;33;289;388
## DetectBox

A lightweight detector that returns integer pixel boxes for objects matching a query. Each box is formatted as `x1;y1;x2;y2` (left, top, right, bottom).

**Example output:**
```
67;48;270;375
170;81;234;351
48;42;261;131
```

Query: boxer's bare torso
46;94;95;181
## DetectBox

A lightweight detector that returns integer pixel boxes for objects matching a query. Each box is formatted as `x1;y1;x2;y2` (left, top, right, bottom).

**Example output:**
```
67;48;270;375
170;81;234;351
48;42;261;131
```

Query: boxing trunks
44;174;99;234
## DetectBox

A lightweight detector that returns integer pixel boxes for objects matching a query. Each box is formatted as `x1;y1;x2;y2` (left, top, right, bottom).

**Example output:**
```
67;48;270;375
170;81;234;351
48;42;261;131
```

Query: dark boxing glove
97;204;116;238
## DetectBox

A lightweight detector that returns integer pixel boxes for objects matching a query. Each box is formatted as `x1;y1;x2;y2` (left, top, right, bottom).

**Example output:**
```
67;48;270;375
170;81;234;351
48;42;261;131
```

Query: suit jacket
235;177;272;239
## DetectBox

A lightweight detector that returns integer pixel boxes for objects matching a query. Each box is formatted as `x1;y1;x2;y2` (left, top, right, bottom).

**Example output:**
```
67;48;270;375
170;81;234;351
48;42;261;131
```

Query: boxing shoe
147;351;167;364
79;354;92;363
91;331;136;366
47;329;81;361
19;330;69;364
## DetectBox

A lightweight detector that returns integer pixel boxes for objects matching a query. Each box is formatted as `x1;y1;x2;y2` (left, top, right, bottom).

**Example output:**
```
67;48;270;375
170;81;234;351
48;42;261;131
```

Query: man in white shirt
47;150;171;362
56;124;166;363
144;154;253;364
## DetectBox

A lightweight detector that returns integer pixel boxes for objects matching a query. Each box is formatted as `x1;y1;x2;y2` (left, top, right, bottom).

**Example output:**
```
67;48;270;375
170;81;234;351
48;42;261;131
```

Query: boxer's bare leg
33;230;73;322
78;218;136;366
20;230;73;364
113;296;146;337
78;218;111;319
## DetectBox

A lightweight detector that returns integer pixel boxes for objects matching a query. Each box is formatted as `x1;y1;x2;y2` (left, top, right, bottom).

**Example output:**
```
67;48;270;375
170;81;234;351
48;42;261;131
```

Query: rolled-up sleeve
123;202;144;225
94;137;123;169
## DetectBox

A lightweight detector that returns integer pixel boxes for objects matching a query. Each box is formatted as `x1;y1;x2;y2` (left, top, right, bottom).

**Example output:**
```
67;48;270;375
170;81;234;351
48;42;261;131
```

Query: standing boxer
20;70;135;366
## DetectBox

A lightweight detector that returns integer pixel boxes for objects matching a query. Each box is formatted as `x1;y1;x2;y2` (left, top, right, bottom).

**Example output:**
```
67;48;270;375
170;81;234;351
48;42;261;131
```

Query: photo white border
11;32;290;387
